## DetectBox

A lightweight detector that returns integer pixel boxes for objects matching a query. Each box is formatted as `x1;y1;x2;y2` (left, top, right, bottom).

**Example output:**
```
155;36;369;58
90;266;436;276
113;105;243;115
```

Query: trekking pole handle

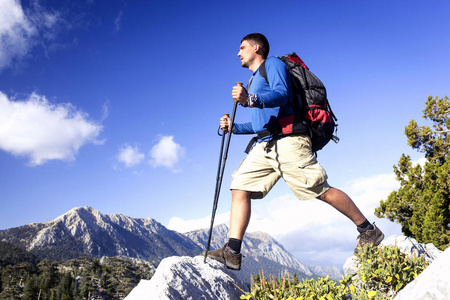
222;114;230;133
234;82;244;103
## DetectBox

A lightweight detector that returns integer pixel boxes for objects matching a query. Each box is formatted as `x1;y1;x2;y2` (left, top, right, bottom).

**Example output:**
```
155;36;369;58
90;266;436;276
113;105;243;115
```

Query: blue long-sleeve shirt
234;56;293;138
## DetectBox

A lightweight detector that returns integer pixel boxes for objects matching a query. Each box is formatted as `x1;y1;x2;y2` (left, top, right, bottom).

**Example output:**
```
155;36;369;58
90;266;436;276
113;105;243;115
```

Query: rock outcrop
381;235;442;262
124;234;450;299
344;235;442;276
342;234;449;300
393;247;450;300
186;224;314;285
124;255;246;300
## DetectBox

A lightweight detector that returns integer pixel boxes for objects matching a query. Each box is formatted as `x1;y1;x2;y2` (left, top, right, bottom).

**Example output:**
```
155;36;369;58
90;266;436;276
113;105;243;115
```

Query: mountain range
0;206;342;282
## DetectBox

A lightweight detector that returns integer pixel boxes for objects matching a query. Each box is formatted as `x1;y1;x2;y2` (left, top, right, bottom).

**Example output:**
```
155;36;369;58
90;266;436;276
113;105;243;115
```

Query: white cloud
149;135;185;172
343;173;399;213
0;91;103;166
413;157;426;167
0;0;34;70
0;0;61;71
114;10;123;32
168;173;404;267
117;144;145;167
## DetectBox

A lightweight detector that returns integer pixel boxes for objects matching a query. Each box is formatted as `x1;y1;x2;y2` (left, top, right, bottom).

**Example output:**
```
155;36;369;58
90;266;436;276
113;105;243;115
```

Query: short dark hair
241;33;270;59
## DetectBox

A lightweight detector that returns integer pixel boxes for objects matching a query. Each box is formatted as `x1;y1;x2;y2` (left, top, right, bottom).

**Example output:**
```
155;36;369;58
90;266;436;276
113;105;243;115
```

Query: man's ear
254;44;260;53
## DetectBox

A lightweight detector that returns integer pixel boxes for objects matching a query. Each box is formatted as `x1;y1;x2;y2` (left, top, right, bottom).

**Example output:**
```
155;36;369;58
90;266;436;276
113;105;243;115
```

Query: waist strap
244;130;272;154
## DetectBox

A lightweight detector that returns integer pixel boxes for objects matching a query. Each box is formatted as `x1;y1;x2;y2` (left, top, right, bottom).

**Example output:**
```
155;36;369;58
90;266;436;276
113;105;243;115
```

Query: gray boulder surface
344;235;442;276
124;255;246;300
381;235;442;262
393;247;450;300
185;224;313;285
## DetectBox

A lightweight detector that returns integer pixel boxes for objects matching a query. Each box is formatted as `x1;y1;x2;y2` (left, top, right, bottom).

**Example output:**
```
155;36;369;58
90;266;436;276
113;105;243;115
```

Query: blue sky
1;0;449;268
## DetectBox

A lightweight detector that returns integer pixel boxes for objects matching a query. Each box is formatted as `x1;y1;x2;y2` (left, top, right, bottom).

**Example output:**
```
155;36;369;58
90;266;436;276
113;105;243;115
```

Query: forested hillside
0;242;153;300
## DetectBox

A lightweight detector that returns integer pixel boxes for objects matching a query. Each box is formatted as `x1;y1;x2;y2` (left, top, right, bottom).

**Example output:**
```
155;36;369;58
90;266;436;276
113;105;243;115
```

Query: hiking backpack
259;52;339;153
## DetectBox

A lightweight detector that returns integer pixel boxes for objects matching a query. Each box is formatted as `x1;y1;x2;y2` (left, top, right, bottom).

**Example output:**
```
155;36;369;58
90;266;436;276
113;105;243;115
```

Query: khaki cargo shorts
230;134;330;200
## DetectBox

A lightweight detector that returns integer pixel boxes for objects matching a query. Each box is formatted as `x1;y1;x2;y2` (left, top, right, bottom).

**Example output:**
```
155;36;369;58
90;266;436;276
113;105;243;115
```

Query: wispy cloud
0;91;104;166
114;10;123;32
168;173;403;267
149;135;185;172
116;144;145;167
0;0;60;71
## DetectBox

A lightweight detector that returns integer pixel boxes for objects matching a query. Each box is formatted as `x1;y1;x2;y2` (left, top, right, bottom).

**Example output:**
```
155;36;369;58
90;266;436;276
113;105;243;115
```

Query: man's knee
231;189;251;199
316;187;333;202
231;189;262;200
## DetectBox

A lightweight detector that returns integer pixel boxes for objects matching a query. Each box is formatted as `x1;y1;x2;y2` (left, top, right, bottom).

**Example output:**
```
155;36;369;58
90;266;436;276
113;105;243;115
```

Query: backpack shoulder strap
258;61;269;84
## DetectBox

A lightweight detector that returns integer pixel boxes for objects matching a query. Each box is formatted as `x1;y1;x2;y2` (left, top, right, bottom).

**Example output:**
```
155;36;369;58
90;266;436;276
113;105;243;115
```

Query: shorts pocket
296;162;328;187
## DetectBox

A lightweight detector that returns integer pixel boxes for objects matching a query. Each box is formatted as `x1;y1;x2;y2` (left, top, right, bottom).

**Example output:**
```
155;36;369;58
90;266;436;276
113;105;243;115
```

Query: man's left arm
253;58;290;108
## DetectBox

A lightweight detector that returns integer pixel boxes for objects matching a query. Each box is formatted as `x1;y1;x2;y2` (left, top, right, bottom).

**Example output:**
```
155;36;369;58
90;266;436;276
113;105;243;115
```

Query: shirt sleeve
254;58;290;108
234;122;254;134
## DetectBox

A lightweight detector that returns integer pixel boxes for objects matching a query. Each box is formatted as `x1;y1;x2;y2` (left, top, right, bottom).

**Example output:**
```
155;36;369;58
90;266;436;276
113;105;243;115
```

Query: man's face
237;40;257;68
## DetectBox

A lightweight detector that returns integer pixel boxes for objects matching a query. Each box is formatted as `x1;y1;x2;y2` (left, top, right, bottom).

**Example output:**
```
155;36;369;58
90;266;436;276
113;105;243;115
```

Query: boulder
343;255;359;277
124;256;247;300
343;235;442;276
381;235;441;262
394;247;450;300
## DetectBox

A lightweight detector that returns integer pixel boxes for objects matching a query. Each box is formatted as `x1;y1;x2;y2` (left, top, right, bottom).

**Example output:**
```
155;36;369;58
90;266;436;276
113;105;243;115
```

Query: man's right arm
220;115;253;134
234;122;253;134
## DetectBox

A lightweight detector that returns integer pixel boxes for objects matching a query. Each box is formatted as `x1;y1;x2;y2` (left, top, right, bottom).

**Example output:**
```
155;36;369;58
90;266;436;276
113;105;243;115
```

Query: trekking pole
204;82;242;263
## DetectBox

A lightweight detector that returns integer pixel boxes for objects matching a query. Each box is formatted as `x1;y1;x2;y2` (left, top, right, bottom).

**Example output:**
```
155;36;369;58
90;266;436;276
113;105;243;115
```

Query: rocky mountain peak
0;207;201;263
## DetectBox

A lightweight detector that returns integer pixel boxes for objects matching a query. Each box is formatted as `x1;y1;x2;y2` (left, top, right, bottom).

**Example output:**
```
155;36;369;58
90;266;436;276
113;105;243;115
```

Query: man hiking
205;33;384;270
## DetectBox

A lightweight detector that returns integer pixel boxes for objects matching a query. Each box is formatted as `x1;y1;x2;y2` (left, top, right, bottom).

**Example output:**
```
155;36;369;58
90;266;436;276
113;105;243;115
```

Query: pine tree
23;275;40;300
375;96;450;250
57;272;75;300
0;265;21;299
37;260;59;300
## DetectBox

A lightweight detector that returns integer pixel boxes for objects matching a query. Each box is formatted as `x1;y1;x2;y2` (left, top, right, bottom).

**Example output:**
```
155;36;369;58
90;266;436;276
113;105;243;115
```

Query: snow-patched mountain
308;265;343;281
186;224;313;284
0;206;201;264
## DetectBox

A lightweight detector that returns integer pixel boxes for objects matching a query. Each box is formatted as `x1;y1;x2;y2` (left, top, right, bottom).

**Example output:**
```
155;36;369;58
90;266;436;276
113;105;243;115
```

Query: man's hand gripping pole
204;82;243;263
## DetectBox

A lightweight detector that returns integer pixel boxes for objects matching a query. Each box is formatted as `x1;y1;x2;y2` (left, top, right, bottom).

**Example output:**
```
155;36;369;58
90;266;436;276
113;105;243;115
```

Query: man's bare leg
229;189;252;240
203;189;247;270
317;187;366;226
317;187;384;253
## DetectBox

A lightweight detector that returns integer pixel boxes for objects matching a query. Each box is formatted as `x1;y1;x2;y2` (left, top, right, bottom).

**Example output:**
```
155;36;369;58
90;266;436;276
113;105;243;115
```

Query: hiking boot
354;223;384;255
203;244;242;270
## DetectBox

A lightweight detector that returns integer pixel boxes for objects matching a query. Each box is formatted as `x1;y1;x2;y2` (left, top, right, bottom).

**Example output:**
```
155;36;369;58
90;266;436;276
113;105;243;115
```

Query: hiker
204;33;384;271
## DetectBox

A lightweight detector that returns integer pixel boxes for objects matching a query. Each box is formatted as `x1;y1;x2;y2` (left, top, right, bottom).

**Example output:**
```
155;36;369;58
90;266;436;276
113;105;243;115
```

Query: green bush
355;244;428;298
240;244;429;300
